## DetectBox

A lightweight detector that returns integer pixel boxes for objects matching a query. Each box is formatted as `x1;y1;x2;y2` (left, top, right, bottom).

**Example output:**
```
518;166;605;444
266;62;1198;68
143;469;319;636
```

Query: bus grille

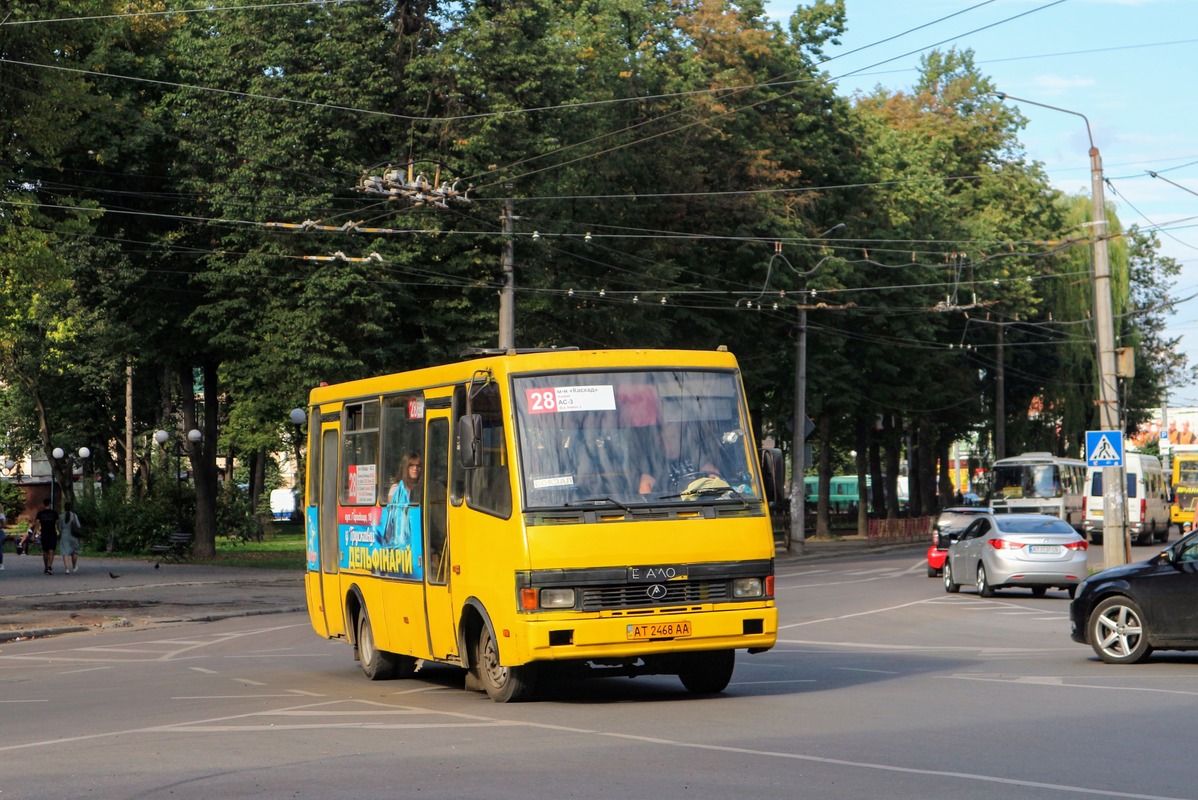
578;580;730;612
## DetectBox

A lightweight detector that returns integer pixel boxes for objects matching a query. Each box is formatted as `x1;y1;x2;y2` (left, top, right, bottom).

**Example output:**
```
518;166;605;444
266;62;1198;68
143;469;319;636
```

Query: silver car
943;512;1088;598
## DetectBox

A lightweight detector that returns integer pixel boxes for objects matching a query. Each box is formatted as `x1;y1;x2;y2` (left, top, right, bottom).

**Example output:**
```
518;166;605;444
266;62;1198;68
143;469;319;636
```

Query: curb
0;604;308;643
777;540;925;562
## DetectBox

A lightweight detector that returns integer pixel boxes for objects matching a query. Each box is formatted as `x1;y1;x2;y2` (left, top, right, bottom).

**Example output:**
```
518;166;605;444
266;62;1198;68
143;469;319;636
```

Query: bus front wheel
476;624;537;703
678;649;735;694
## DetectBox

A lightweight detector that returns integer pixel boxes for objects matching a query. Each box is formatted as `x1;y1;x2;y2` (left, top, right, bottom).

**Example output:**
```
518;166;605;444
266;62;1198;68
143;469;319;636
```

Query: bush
217;482;264;544
75;479;178;553
0;479;24;519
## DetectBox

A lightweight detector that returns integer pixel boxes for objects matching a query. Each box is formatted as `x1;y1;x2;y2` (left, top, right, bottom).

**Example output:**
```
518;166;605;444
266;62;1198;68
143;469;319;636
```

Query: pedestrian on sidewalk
35;498;59;575
60;502;82;574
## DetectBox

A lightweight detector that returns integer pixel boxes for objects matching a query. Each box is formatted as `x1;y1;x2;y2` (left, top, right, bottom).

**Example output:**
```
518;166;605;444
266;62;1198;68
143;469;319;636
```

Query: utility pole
786;229;850;554
790;302;808;554
1088;135;1130;568
125;358;134;499
499;194;515;350
995;323;1006;461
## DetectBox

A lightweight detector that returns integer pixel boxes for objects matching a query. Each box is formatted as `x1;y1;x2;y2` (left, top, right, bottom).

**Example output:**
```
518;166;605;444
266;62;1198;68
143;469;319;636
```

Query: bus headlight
732;577;764;598
540;588;576;609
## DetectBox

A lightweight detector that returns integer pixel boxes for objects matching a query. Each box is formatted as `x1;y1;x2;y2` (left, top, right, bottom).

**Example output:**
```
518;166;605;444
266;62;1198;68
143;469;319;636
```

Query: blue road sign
1086;430;1124;468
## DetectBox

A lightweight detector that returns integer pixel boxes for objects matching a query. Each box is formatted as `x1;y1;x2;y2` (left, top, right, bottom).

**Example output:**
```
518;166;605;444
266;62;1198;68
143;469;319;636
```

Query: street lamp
993;92;1126;567
51;446;65;510
77;447;91;501
155;428;202;531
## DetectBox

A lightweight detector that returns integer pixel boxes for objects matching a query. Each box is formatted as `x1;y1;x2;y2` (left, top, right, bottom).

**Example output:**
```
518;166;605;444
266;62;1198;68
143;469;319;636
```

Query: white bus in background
1082;452;1170;545
989;452;1088;532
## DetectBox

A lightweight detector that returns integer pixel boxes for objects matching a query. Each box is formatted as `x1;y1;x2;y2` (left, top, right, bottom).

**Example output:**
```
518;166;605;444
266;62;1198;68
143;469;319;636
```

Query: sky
764;0;1198;406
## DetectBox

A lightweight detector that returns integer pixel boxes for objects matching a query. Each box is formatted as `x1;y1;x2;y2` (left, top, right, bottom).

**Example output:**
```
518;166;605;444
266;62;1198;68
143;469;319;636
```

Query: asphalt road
2;538;1195;799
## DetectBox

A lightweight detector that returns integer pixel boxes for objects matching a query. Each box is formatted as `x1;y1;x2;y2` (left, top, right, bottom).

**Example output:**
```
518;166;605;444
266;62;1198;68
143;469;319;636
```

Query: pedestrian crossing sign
1085;430;1124;468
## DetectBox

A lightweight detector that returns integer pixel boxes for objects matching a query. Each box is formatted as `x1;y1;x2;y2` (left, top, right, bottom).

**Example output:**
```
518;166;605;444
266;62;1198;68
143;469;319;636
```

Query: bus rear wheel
678;649;735;694
357;609;414;681
476;624;537;703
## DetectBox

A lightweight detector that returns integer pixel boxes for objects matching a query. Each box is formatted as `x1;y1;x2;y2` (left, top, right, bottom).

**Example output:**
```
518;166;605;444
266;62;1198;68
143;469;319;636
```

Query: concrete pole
499;196;515;350
789;305;807;554
1090;145;1130;568
126;358;134;497
995;323;1006;461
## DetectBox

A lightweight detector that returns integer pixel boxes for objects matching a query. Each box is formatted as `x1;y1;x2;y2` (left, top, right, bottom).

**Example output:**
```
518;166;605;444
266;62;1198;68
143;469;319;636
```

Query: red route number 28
526;388;559;414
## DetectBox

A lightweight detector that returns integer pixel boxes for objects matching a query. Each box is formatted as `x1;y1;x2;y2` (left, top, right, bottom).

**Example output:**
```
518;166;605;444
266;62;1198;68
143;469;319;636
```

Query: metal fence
866;515;934;544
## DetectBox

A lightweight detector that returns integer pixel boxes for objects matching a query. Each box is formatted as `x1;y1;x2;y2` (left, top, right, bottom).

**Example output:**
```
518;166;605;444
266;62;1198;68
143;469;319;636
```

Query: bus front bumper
517;604;777;663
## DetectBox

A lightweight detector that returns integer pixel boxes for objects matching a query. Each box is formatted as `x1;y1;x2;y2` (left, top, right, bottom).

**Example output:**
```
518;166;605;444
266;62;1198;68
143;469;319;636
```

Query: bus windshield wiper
568;496;635;513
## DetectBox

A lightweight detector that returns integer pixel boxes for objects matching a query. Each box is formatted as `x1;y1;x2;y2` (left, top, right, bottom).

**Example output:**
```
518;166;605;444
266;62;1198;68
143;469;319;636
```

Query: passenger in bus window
380;452;422;548
389;452;423;504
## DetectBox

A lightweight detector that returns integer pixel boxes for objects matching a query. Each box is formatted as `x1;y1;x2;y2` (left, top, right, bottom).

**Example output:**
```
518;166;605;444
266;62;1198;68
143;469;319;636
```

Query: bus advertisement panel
301;348;777;703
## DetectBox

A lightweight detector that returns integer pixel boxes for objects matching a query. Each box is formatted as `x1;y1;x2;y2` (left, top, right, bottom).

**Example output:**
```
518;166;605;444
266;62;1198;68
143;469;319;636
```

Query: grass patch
201;525;306;569
92;522;307;570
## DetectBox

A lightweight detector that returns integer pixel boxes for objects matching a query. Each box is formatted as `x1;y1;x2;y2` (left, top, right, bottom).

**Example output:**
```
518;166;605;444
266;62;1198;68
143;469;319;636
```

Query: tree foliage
0;0;1186;540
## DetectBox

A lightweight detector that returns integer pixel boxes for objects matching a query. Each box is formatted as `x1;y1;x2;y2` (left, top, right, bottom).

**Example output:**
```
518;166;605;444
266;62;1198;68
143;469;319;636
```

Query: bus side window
341;400;380;505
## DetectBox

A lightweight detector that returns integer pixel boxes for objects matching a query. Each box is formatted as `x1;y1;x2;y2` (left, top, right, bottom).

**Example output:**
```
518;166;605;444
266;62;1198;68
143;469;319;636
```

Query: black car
1070;530;1198;663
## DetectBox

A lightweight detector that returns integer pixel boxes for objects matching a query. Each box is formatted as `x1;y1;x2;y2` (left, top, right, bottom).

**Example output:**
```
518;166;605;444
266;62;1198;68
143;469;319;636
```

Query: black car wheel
1089;596;1152;664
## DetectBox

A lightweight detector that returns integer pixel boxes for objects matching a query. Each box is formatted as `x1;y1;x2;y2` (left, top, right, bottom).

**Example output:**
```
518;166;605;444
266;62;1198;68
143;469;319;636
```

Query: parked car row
924;505;1198;665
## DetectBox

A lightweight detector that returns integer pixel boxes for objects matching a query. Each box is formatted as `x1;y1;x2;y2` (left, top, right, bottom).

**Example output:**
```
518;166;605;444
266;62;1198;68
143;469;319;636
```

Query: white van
1082;452;1170;545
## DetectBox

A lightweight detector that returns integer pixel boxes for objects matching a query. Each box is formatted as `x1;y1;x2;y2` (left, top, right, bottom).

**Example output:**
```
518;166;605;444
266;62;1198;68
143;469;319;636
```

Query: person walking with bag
35;498;59;575
60;502;82;574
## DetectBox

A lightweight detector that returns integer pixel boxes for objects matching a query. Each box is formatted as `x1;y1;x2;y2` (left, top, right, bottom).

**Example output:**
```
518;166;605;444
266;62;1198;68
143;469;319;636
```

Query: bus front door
423;416;460;663
317;425;345;637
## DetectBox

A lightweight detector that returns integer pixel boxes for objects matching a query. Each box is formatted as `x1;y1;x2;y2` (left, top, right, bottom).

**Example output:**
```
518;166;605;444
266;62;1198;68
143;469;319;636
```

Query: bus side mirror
760;447;784;503
459;414;483;469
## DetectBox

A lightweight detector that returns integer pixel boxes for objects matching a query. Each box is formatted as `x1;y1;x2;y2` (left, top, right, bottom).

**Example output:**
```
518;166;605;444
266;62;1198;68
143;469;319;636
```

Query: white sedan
943;512;1088;598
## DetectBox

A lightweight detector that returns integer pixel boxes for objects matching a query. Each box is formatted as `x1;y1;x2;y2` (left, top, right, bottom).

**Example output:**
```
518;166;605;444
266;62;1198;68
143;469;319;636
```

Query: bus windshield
513;369;761;508
993;464;1062;499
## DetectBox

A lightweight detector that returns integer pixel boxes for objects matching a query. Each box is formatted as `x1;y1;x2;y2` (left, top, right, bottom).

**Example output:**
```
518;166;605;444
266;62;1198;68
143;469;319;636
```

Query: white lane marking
836;667;899;675
953;675;1198;697
777;638;1062;655
781;598;940;628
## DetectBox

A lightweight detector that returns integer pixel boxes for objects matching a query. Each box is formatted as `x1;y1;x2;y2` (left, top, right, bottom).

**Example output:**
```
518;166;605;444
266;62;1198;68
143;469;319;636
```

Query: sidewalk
0;549;305;642
0;537;921;642
777;534;925;563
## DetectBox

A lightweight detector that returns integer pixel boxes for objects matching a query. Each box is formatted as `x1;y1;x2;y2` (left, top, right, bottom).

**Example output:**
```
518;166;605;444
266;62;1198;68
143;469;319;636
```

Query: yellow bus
302;347;777;702
1169;446;1198;526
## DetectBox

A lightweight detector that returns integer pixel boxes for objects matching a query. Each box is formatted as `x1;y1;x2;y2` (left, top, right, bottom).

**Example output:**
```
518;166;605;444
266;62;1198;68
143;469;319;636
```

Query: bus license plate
627;620;691;640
